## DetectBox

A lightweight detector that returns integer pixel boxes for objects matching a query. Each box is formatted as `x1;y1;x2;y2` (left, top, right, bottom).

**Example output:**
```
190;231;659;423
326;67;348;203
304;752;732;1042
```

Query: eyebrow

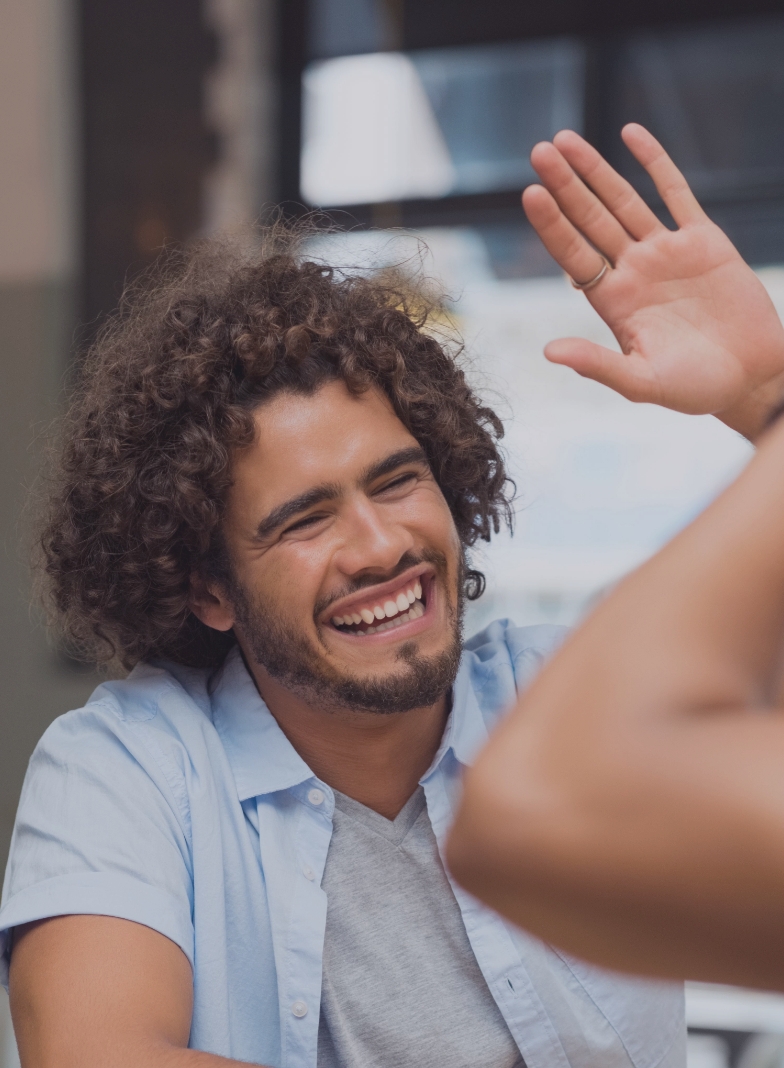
254;445;429;541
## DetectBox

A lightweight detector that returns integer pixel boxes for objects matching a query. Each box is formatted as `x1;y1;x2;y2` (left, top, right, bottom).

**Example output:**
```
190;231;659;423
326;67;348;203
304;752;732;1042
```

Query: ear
189;573;236;633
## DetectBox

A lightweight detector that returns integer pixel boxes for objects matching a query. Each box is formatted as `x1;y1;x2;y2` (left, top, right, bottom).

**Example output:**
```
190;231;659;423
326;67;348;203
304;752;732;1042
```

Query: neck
245;659;450;820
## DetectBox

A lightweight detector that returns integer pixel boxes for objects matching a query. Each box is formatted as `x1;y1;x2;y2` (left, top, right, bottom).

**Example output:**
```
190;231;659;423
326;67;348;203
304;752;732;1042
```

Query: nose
332;493;415;579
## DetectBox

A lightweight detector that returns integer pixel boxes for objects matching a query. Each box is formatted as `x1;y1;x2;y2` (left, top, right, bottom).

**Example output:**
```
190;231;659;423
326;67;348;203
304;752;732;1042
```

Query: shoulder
464;618;569;716
1;663;218;989
87;659;214;724
8;660;224;898
31;661;218;807
39;661;212;742
464;618;568;677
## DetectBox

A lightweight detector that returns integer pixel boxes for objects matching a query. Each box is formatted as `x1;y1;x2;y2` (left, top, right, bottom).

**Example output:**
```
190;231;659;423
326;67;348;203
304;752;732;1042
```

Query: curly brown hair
41;228;513;670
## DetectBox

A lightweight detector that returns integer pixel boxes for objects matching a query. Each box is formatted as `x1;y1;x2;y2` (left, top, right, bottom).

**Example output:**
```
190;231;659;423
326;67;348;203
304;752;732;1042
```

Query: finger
544;338;658;404
522;185;607;286
552;129;665;241
529;141;632;263
621;123;708;228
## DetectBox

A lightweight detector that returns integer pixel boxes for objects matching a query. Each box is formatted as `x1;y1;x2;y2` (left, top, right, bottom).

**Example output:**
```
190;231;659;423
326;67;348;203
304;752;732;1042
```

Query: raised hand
523;124;784;440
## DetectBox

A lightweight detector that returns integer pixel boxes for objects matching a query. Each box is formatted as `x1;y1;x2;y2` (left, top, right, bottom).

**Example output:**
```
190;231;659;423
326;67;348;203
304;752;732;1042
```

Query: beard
226;548;464;715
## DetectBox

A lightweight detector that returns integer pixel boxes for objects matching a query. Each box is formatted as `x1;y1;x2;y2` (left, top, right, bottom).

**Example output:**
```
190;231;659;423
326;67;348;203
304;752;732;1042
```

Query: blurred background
3;0;784;1065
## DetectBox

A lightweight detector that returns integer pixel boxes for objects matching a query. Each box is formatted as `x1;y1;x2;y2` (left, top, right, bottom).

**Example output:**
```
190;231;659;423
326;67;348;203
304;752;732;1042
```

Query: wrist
718;369;784;442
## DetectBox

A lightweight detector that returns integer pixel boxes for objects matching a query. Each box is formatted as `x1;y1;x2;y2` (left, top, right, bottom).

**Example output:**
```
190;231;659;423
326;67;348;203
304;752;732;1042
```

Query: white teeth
335;598;424;635
333;579;425;633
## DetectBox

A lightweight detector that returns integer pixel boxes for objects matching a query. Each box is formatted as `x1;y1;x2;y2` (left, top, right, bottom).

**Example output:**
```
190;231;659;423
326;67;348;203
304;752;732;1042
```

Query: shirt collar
211;647;314;801
421;651;490;780
211;645;489;802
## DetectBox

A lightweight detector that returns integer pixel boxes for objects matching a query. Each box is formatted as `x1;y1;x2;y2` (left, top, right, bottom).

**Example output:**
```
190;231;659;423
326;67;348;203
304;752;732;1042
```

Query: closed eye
282;512;329;534
375;471;420;495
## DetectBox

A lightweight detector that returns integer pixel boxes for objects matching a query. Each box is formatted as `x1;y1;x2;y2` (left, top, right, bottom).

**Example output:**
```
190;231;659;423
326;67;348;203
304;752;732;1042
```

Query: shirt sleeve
0;700;195;989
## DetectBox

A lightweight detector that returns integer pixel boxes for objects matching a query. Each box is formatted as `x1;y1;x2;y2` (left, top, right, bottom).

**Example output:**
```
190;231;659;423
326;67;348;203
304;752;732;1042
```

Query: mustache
313;548;449;619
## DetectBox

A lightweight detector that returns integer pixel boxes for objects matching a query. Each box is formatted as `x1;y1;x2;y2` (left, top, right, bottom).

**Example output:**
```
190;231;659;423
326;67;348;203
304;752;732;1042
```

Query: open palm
523;125;784;440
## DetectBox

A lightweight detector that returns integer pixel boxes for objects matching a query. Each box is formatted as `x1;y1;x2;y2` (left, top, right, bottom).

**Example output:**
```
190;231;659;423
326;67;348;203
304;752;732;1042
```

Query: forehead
229;380;419;515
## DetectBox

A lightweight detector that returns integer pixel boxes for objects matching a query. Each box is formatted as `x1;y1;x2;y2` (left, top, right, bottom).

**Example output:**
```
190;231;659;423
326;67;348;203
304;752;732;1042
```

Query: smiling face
199;379;465;714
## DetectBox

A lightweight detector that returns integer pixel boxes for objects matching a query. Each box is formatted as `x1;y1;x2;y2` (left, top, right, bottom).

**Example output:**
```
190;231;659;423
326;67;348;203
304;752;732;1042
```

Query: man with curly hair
3;125;783;1068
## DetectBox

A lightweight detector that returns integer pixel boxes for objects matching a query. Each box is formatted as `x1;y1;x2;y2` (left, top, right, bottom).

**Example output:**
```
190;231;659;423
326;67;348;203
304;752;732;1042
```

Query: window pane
412;41;584;196
610;16;784;201
300;40;584;206
308;0;395;60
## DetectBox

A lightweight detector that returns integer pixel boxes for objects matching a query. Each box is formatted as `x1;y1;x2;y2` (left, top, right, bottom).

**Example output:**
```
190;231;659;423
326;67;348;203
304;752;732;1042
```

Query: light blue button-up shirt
1;620;685;1068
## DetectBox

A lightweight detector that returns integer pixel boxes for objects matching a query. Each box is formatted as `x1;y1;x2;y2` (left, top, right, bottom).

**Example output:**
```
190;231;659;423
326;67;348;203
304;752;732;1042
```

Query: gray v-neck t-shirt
317;786;526;1068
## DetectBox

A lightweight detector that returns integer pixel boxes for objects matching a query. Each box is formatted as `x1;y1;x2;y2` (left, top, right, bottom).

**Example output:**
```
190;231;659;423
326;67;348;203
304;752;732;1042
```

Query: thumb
544;338;657;404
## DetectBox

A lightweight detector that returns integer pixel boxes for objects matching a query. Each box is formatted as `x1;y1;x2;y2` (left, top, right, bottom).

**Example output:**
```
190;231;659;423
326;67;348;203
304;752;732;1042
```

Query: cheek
413;491;460;554
262;546;330;620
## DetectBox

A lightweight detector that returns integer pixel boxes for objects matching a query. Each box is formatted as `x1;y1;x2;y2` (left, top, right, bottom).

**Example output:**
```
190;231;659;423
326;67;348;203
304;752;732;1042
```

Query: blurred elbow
445;796;493;899
446;763;545;903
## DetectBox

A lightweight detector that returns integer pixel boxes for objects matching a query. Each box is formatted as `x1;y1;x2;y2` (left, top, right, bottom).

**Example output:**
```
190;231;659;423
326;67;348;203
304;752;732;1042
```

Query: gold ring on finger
569;257;610;291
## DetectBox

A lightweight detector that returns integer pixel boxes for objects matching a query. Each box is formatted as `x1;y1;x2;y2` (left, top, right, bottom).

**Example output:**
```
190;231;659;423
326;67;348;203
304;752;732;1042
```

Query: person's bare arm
9;916;266;1067
447;418;784;991
521;123;784;441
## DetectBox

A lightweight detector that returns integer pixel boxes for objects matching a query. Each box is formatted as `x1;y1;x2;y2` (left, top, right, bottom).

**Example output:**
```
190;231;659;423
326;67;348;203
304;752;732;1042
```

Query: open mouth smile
325;569;432;638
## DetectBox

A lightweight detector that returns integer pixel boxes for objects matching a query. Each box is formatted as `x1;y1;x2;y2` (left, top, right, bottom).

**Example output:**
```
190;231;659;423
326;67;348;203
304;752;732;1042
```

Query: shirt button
307;787;325;806
291;1000;308;1018
303;865;316;881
